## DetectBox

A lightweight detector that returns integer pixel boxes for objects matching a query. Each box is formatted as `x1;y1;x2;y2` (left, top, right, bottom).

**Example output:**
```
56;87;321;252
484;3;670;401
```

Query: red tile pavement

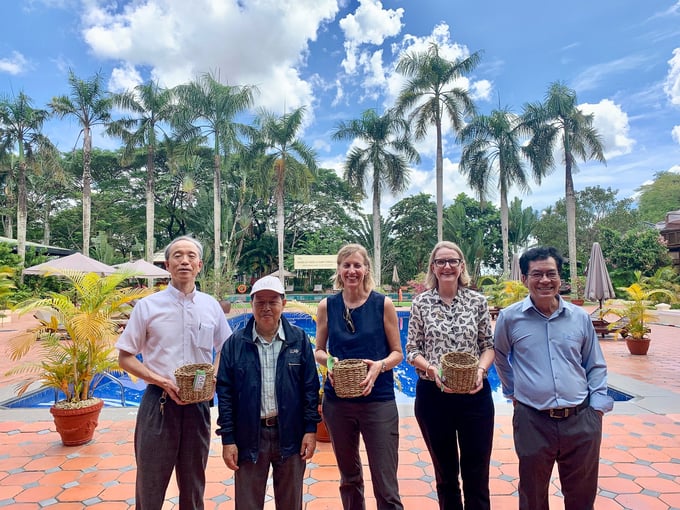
1;308;680;509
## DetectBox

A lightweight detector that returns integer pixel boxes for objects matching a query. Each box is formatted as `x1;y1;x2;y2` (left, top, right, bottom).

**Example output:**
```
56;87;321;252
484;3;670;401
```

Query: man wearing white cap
216;275;320;510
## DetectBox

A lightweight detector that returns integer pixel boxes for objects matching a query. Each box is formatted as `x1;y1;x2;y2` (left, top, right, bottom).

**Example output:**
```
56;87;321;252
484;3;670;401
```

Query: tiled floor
1;309;680;509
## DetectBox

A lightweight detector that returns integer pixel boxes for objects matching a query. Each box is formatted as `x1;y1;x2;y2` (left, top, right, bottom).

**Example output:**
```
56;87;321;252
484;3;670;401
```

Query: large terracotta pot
625;337;651;355
50;398;104;446
316;404;331;443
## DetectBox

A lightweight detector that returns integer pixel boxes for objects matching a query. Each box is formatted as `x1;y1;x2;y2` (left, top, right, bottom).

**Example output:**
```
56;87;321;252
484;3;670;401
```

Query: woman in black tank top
314;244;404;510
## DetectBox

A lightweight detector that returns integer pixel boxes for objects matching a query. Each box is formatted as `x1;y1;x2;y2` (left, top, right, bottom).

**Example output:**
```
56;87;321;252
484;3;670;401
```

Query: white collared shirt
116;283;232;383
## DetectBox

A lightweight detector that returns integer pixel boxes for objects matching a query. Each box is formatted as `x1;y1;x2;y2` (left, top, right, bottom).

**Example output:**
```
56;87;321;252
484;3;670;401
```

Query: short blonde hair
331;244;375;293
425;241;471;289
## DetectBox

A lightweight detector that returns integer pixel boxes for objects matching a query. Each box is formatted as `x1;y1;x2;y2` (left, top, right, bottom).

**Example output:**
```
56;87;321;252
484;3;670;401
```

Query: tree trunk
213;152;221;295
43;197;51;245
82;127;92;256
435;119;444;243
372;178;382;288
276;159;286;287
500;190;509;277
145;146;155;262
17;159;27;265
565;158;578;298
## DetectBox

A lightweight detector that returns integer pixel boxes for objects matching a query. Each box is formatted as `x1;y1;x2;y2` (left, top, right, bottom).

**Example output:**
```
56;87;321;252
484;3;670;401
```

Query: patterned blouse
405;286;493;379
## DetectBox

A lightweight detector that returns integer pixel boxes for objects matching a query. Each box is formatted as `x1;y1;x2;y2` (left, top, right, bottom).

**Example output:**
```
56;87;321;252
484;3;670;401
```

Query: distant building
658;210;680;270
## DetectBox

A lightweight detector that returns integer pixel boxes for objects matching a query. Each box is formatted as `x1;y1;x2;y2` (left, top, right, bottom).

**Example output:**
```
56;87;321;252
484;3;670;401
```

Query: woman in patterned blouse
405;241;495;510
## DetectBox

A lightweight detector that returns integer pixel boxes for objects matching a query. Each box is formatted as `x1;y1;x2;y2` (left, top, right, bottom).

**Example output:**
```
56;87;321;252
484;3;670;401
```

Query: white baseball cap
250;275;286;297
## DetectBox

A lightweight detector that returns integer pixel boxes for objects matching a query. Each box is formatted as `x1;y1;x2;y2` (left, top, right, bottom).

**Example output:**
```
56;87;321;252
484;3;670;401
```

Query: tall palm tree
0;91;51;265
108;81;175;263
333;108;420;286
458;107;548;276
252;106;318;285
396;42;480;242
523;82;606;295
173;73;256;289
50;70;112;256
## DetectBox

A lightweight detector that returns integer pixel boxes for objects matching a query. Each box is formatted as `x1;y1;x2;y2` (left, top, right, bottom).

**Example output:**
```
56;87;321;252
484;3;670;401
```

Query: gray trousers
134;384;211;510
322;398;404;510
234;425;305;509
514;402;603;510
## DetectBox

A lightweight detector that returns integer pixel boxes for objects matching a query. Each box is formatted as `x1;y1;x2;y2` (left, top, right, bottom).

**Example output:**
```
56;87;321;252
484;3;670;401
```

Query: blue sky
2;0;679;214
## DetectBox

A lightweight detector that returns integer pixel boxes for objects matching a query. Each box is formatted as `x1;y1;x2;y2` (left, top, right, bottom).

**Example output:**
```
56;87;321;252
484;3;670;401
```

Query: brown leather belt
261;416;278;427
533;399;590;419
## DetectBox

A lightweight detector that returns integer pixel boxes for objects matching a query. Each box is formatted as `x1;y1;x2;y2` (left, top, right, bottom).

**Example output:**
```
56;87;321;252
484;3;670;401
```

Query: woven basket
333;359;367;398
440;352;478;393
174;363;215;403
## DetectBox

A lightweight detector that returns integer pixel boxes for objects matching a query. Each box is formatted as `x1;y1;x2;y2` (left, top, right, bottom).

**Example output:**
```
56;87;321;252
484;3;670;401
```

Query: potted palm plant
6;269;153;445
609;277;674;355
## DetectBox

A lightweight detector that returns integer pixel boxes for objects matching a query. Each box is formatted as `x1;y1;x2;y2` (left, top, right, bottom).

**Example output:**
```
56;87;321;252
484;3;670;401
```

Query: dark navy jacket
215;315;320;463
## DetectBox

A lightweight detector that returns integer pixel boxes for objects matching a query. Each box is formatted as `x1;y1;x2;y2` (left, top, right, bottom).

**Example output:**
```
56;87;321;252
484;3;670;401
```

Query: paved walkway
1;308;679;509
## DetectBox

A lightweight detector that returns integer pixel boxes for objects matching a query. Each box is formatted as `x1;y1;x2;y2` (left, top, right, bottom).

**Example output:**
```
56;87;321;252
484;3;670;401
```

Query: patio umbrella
268;268;296;278
113;259;170;279
510;253;522;281
392;265;400;285
22;252;116;276
584;242;615;309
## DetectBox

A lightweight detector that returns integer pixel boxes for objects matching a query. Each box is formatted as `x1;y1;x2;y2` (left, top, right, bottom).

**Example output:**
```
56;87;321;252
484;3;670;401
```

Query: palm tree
252;106;318;285
523;82;606;295
50;70;112;256
333;108;420;287
107;81;175;263
173;74;256;290
458;107;548;276
0;91;52;266
396;42;480;242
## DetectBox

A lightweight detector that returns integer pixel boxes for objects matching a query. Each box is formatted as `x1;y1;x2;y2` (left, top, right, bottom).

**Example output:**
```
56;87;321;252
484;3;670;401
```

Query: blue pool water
2;311;631;408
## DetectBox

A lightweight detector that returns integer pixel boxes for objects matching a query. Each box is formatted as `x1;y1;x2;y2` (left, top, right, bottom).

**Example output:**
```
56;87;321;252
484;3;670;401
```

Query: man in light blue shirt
494;246;613;510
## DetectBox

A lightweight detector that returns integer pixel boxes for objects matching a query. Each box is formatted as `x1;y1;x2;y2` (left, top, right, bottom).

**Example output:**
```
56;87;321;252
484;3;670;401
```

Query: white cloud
580;99;635;159
108;63;143;93
339;0;404;75
664;47;680;105
79;0;338;116
0;51;29;75
672;125;680;145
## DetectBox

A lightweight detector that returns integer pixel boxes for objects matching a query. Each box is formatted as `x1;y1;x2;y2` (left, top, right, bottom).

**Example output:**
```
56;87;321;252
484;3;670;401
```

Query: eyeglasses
527;271;560;280
343;306;356;334
433;258;462;268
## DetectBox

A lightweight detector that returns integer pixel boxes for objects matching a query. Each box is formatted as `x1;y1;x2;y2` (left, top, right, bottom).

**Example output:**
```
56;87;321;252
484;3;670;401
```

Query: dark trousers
514;402;603;510
414;379;494;510
322;398;404;510
134;384;211;510
234;425;305;510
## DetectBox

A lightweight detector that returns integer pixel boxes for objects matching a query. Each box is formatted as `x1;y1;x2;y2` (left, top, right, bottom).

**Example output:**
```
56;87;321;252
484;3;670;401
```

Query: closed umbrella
510;253;522;281
22;252;116;276
584;242;615;309
392;265;400;285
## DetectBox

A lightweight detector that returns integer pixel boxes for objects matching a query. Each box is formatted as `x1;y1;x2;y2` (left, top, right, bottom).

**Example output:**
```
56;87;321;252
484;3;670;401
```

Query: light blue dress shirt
494;296;613;414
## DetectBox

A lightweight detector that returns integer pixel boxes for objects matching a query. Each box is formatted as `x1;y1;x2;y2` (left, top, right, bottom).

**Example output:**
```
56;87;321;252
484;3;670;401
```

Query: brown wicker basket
174;363;215;403
440;352;479;393
333;359;367;398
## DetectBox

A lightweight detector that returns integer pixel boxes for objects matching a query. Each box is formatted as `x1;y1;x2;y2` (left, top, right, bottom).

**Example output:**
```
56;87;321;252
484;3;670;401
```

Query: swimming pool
2;311;630;407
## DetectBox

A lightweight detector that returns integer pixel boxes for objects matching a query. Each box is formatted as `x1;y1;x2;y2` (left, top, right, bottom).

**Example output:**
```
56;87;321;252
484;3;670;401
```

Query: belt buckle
264;416;277;427
549;408;569;419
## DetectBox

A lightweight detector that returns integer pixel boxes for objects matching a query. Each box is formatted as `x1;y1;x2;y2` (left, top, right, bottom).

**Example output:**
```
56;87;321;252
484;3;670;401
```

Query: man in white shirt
117;236;232;509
